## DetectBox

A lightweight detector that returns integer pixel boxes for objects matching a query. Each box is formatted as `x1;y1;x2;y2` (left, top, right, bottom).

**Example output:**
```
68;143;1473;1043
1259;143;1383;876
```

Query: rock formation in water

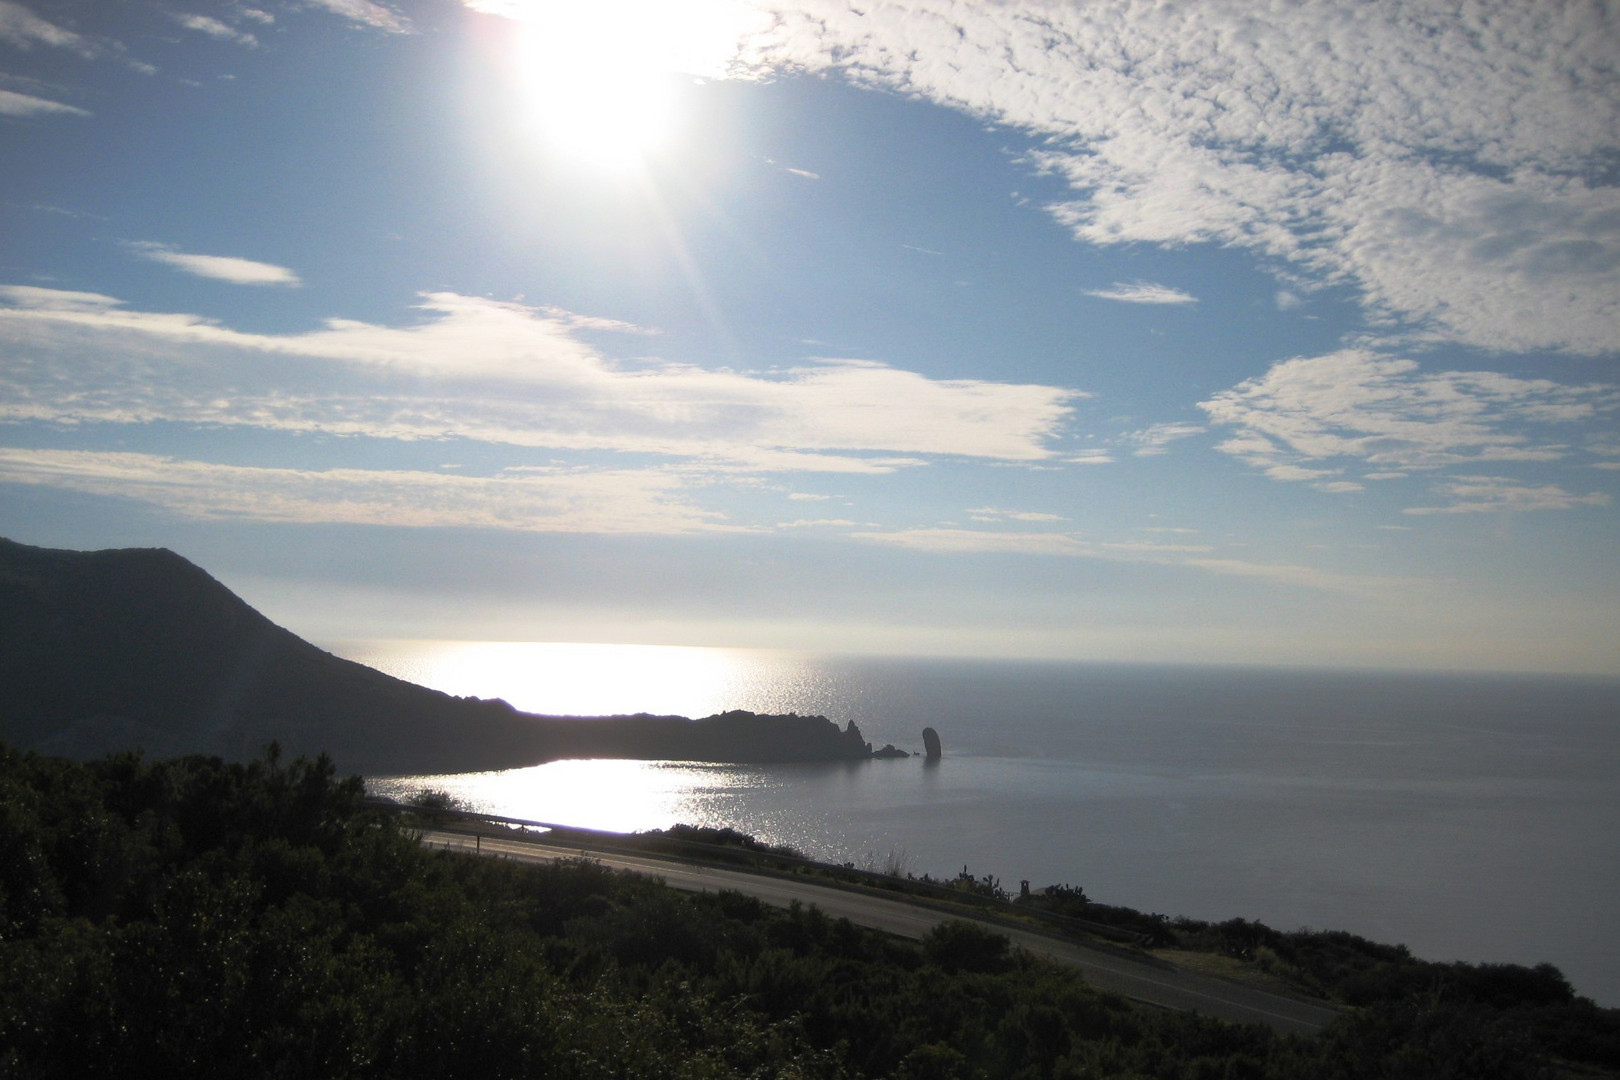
0;538;880;774
922;726;942;761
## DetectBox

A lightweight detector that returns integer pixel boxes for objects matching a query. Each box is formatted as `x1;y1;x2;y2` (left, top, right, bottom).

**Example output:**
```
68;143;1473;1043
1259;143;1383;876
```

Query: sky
1;0;1617;674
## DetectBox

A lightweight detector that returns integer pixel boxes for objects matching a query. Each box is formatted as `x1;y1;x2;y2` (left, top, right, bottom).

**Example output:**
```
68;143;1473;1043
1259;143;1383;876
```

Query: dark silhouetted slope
0;538;873;774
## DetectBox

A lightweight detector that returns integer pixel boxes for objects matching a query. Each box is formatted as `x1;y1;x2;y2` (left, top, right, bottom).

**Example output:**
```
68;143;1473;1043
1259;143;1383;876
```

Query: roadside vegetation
2;743;1617;1078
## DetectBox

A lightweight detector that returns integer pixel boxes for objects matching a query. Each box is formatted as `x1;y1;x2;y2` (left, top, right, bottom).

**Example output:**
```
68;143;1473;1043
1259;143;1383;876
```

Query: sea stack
922;726;942;761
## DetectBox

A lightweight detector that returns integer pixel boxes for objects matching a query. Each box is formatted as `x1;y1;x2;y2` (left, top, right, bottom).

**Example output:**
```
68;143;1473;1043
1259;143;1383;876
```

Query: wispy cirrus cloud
0;449;728;534
306;0;411;33
967;506;1066;523
0;88;87;117
1199;349;1616;491
0;0;94;54
1404;476;1611;515
850;526;1399;596
0;1;153;72
1121;422;1205;457
1083;282;1197;305
0;286;1079;472
173;13;257;47
127;243;300;285
1068;448;1114;465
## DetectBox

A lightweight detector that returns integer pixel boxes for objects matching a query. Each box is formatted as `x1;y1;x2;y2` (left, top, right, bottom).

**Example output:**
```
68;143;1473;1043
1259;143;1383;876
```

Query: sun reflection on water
327;639;833;720
336;639;885;839
368;759;766;834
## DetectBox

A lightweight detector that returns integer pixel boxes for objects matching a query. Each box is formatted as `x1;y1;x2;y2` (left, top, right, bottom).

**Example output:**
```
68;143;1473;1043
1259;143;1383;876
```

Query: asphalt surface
420;828;1342;1035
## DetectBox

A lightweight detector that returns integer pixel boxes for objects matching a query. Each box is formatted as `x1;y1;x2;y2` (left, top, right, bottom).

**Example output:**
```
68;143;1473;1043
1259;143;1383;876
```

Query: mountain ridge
0;538;874;775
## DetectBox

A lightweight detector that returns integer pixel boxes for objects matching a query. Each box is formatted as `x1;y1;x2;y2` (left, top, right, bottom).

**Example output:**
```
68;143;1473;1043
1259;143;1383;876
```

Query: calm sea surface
332;640;1620;1006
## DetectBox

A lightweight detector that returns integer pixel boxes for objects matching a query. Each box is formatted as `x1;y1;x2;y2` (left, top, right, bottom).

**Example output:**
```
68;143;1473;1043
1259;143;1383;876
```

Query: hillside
0;538;872;775
2;745;1616;1078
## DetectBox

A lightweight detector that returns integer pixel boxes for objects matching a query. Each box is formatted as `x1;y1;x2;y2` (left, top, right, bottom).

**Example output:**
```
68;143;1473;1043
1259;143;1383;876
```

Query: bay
334;640;1620;1006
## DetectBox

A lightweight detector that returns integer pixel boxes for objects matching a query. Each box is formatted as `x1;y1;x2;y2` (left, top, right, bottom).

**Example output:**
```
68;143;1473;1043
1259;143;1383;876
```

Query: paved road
421;829;1341;1035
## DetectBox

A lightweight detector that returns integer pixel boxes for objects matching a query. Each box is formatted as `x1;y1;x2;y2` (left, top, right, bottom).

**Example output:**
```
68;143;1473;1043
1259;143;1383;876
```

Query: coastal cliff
0;538;876;774
533;709;873;764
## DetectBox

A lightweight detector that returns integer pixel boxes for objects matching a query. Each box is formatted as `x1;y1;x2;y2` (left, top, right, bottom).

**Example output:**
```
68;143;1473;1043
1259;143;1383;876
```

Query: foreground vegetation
2;745;1617;1078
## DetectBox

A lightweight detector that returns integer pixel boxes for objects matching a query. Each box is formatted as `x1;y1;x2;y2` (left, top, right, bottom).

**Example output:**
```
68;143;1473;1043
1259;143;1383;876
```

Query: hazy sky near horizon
1;0;1617;673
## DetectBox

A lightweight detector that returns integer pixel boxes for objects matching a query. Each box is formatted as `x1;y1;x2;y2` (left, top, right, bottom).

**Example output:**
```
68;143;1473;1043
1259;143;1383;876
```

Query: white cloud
967;506;1066;523
1068;448;1114;465
1121;421;1204;456
785;166;820;179
0;286;1079;471
1403;476;1611;515
788;492;832;500
704;0;1620;354
853;526;1404;595
0;1;93;53
1178;557;1401;595
128;243;300;285
174;13;257;46
854;527;1092;558
1200;349;1616;483
0;448;727;534
306;0;411;33
1083;281;1197;305
0;88;88;117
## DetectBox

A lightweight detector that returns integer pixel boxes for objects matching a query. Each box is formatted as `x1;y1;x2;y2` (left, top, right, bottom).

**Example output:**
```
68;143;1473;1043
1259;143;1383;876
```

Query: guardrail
366;797;1153;947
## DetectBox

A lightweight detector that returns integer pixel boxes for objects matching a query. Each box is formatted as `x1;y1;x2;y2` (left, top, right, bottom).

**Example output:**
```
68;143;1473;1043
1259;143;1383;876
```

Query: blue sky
2;0;1617;673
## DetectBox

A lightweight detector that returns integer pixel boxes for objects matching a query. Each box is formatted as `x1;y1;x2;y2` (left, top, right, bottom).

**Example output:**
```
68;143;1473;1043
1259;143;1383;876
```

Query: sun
512;25;675;171
500;1;758;173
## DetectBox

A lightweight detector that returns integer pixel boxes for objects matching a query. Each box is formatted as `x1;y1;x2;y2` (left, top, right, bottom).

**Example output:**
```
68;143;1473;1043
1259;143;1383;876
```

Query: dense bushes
0;743;1615;1078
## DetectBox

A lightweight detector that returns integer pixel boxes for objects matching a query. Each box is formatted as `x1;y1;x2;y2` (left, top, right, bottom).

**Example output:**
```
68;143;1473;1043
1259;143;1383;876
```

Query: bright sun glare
504;1;756;171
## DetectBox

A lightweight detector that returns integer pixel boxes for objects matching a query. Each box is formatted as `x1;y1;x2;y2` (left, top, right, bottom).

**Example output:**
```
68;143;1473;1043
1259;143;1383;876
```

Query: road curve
420;829;1341;1035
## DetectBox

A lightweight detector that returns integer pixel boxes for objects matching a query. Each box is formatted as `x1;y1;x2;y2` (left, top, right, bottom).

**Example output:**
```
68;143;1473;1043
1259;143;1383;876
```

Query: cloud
128;243;301;285
0;449;728;534
0;1;152;71
0;1;93;54
854;527;1092;558
0;89;88;117
1403;476;1611;515
852;526;1401;595
785;166;820;179
711;0;1620;354
1121;421;1204;456
0;286;1079;472
1083;281;1197;305
1068;448;1114;465
306;0;411;33
1200;349;1616;485
967;506;1066;523
174;13;257;46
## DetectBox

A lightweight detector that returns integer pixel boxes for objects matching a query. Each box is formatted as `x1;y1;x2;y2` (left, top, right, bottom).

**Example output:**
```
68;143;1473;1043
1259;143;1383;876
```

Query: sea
334;640;1620;1006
